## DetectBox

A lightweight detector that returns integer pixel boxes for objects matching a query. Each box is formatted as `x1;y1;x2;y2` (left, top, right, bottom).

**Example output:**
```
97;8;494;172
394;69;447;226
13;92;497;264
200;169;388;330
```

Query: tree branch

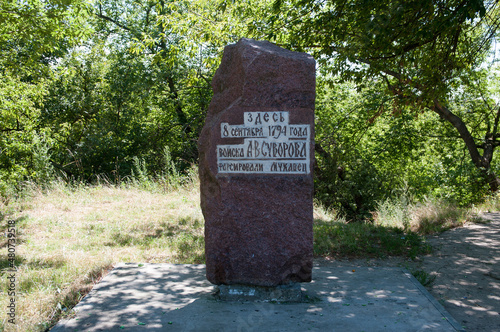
432;99;483;168
492;105;500;136
95;4;141;40
0;127;22;133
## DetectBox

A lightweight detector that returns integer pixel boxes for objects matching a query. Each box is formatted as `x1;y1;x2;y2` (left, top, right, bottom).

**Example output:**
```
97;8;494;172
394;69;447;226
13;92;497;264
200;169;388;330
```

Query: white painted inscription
217;112;310;174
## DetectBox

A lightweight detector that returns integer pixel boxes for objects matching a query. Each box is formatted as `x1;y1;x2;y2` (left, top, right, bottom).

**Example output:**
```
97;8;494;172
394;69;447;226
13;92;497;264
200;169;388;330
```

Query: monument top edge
232;38;315;62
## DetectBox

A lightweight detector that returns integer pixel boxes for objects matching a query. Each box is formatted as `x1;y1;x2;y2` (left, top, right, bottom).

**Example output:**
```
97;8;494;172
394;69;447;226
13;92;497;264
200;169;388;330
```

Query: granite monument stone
198;38;315;287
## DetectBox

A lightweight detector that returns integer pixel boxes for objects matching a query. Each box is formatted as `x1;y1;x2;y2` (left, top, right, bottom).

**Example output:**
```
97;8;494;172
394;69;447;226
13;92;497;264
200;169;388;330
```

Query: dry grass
0;181;343;331
0;181;203;331
409;200;470;234
373;196;488;234
313;199;343;223
474;192;500;214
3;176;490;331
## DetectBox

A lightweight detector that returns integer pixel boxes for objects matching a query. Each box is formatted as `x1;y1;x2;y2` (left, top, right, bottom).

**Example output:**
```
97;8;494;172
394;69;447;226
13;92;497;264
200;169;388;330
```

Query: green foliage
31;134;55;185
254;0;500;206
0;74;47;194
314;79;388;218
313;65;499;214
0;0;91;59
35;0;216;184
375;195;413;231
269;0;491;95
1;0;500;217
0;0;216;196
0;0;91;196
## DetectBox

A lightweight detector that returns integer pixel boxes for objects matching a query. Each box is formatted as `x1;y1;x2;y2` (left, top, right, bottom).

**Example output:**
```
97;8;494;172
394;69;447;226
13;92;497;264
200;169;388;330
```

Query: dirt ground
331;212;500;332
415;212;500;332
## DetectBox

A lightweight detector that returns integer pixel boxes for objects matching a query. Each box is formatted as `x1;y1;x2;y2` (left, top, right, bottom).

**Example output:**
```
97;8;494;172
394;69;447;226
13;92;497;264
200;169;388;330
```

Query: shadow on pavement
418;212;500;332
52;262;461;331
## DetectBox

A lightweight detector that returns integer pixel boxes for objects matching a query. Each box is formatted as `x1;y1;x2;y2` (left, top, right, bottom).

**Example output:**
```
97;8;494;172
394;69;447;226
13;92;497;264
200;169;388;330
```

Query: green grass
313;219;431;259
411;269;436;287
313;201;431;259
1;178;492;331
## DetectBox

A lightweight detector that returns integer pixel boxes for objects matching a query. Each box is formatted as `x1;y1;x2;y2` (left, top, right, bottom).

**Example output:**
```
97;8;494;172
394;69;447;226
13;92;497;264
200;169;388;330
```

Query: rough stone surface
198;38;315;286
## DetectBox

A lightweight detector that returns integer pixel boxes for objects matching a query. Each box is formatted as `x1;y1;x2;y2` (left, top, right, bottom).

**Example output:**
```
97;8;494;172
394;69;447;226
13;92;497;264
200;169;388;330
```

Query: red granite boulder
198;38;315;286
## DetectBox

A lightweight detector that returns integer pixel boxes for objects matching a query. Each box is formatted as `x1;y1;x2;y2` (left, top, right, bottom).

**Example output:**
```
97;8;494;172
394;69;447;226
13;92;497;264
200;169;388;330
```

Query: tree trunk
433;99;500;192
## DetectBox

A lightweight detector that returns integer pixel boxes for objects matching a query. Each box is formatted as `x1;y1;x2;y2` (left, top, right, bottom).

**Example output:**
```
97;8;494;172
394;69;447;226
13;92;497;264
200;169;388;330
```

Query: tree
314;73;495;215
0;0;90;193
92;0;214;166
37;0;218;182
264;0;500;191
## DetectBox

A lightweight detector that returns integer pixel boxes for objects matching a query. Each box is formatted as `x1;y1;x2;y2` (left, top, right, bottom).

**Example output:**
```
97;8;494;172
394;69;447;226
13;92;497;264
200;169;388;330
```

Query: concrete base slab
51;262;464;332
216;283;304;302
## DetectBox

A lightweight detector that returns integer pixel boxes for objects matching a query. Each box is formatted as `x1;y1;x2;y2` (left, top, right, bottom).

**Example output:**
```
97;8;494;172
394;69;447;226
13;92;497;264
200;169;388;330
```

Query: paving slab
52;262;464;332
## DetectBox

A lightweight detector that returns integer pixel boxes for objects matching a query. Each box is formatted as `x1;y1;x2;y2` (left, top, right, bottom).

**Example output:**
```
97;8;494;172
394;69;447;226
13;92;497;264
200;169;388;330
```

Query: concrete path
52;262;463;332
405;213;500;332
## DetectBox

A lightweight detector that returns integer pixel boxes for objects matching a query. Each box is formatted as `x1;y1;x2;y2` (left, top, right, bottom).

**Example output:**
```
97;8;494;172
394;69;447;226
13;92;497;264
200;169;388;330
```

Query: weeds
374;195;474;234
474;192;500;214
411;269;436;287
128;146;195;192
374;195;412;230
131;156;152;189
410;198;470;234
